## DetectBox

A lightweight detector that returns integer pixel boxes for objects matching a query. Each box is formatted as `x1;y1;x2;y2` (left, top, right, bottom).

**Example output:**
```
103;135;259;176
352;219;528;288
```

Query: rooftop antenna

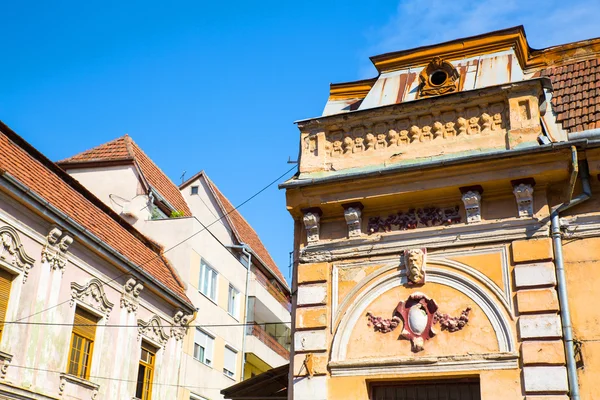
287;156;298;164
180;171;186;184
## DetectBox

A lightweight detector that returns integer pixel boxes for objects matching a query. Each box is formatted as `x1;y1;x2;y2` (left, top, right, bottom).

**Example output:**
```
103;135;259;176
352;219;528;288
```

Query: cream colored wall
0;188;185;399
141;216;247;400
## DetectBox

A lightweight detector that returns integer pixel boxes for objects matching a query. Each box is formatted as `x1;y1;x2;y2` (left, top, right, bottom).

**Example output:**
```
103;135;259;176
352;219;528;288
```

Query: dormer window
419;57;460;98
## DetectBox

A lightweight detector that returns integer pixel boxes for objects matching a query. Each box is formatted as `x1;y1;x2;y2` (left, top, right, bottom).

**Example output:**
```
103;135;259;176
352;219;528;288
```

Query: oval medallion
408;305;428;335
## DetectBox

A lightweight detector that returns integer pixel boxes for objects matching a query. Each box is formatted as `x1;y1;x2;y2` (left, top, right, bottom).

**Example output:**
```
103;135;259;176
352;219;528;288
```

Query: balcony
247;323;290;360
251;269;291;313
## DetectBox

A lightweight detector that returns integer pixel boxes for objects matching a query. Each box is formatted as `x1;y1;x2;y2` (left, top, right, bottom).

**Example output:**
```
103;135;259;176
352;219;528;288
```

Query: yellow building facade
282;26;600;399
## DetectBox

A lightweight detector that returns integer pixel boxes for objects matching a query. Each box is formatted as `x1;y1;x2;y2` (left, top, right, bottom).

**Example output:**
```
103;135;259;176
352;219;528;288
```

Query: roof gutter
0;172;195;313
280;140;593;190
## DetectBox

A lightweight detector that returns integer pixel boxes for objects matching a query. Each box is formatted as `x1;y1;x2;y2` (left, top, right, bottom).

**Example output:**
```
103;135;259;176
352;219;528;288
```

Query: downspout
228;244;252;381
551;146;591;400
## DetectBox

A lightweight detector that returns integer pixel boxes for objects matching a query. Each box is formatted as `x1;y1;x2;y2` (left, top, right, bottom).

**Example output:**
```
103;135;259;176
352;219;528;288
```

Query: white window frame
193;329;214;367
199;259;218;302
223;345;238;379
227;285;240;319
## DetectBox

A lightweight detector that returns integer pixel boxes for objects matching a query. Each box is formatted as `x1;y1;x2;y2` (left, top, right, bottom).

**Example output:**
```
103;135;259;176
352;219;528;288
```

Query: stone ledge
517;288;559;314
514;262;557;288
519;314;562;339
522;366;568;393
512;238;553;263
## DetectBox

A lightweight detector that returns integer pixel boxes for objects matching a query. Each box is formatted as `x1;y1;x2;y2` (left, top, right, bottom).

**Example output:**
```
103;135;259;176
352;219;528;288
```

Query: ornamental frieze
368;206;461;234
323;103;505;158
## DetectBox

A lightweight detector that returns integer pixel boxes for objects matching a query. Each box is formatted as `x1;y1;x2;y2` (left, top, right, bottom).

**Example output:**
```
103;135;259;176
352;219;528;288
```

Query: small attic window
430;70;448;86
191;186;199;195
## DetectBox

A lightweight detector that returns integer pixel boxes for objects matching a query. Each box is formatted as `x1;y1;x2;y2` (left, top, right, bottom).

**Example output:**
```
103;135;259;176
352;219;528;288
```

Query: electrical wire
14;164;297;323
0;321;291;328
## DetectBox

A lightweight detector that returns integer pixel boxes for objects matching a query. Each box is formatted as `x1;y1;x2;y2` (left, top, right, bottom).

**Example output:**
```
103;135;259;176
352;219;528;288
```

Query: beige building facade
58;137;291;399
0;122;196;399
283;27;600;400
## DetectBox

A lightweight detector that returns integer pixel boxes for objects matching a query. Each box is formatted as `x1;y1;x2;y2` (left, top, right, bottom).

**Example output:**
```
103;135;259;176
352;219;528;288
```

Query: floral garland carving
368;206;460;234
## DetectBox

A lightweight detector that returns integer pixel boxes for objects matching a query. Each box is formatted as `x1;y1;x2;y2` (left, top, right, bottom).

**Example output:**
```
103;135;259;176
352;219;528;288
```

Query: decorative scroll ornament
404;249;426;285
418;56;460;98
41;227;73;273
302;208;322;244
461;190;482;224
0;352;12;379
366;292;471;352
138;315;170;346
70;278;114;321
171;310;193;341
513;183;534;218
343;202;363;238
368;206;461;234
0;225;35;283
120;277;144;313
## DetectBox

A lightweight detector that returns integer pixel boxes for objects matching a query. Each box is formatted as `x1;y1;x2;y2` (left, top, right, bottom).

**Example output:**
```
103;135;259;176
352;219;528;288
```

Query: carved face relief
405;248;426;285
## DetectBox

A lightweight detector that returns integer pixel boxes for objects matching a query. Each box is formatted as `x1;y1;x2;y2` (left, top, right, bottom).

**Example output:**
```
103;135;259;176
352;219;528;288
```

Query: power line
6;363;234;391
15;164;297;323
0;321;291;328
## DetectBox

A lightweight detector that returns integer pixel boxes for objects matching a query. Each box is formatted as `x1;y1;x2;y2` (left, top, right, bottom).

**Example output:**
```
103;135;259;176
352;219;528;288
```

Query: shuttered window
193;329;214;366
135;342;157;400
223;346;237;378
371;379;481;400
67;307;98;379
0;269;13;342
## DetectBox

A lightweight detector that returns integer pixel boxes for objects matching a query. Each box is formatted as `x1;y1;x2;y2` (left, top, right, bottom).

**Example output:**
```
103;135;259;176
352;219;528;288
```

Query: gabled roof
0;121;192;309
181;172;289;289
58;135;192;217
221;364;288;399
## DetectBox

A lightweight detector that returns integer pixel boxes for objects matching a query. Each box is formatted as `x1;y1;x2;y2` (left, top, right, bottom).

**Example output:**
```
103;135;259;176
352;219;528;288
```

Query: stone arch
330;265;515;362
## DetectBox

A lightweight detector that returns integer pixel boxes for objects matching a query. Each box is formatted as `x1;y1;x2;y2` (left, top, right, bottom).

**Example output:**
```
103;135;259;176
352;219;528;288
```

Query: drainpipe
228;244;252;381
550;146;591;400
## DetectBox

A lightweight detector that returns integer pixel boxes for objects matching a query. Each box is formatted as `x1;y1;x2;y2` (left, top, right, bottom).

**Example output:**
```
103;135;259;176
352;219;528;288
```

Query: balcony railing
247;323;290;360
252;270;291;312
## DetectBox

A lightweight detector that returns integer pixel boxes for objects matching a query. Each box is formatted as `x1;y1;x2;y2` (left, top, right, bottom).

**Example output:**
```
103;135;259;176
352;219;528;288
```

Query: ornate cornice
138;315;169;346
70;278;114;321
0;225;35;283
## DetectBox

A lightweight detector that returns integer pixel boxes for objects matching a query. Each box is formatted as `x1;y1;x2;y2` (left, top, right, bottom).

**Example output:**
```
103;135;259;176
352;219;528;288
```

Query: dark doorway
371;379;480;400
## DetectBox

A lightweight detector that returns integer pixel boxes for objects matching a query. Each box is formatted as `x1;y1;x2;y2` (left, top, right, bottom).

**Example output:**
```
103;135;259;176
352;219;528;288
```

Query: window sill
223;372;236;381
193;357;213;369
60;373;99;390
198;290;218;306
227;312;239;322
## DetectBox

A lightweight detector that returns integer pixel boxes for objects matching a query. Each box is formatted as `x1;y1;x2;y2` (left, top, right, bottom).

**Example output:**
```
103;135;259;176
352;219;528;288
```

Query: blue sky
2;0;599;284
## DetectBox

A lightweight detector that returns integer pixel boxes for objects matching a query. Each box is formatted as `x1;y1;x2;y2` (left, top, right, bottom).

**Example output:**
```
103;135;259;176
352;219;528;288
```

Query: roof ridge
57;134;133;164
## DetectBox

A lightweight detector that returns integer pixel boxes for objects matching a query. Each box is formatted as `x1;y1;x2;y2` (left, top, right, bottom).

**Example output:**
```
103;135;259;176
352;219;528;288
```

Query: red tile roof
188;173;288;288
58;135;192;217
0;122;192;308
539;57;600;132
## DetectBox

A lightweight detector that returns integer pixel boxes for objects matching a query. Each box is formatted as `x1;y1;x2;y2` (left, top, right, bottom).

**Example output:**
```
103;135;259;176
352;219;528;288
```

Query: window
190;186;199;195
194;329;214;366
67;307;98;379
199;260;217;301
227;285;240;318
135;342;157;400
223;346;237;379
371;379;480;400
0;269;14;342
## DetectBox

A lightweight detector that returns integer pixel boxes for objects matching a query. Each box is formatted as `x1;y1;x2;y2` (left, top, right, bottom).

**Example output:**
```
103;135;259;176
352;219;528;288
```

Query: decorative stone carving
368;206;461;234
0;225;35;283
323;103;506;159
418;57;460;98
365;292;471;352
513;182;534;218
171;310;193;341
461;188;482;224
0;351;12;379
121;277;143;313
70;278;114;321
138;315;169;346
41;227;73;274
404;248;426;285
342;203;363;238
302;208;322;244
